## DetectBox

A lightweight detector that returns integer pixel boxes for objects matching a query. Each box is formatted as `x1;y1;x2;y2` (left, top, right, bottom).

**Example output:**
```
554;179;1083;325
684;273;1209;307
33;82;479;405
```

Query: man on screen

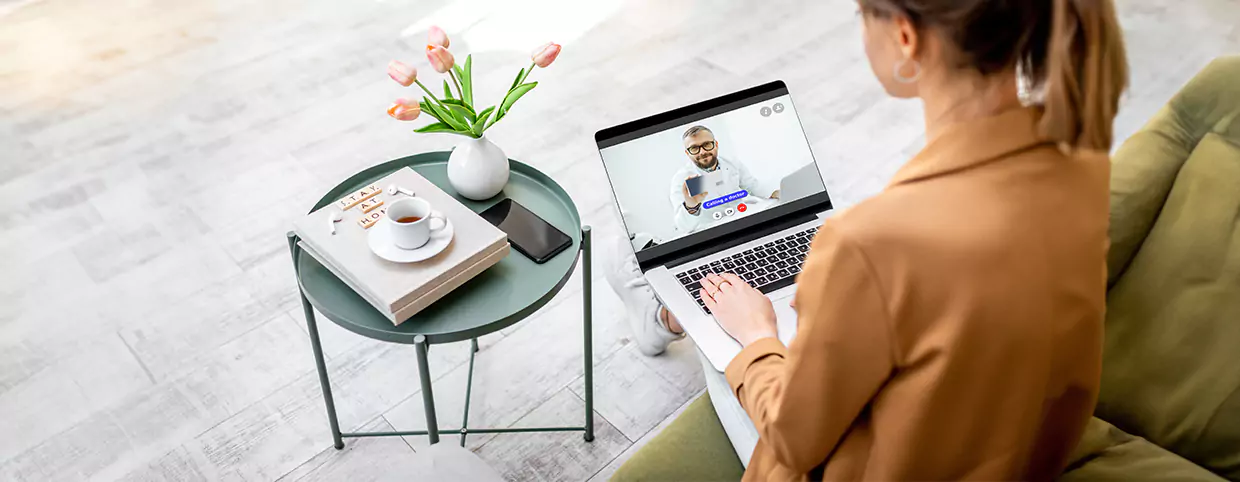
669;125;779;234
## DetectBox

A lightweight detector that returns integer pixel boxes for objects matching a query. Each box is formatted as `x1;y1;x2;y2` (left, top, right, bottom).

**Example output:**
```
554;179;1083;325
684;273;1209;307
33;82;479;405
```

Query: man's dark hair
682;125;713;139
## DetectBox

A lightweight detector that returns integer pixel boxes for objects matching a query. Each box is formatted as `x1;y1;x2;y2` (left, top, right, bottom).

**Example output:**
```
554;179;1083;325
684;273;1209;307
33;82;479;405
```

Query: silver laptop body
595;81;833;371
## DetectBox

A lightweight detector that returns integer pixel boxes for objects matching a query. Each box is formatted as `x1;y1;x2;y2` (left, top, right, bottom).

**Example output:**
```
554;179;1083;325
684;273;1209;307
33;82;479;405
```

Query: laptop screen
597;82;827;262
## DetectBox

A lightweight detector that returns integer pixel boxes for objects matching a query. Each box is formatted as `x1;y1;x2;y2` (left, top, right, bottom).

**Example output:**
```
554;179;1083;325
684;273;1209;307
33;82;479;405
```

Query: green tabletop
294;152;582;345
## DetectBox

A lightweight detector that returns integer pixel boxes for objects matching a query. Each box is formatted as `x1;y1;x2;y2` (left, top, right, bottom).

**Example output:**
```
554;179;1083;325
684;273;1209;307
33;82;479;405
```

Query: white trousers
606;235;759;467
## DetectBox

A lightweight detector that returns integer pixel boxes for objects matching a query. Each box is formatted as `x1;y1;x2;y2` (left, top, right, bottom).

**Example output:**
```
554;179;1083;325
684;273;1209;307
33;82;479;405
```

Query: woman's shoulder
821;192;933;245
819;186;1002;261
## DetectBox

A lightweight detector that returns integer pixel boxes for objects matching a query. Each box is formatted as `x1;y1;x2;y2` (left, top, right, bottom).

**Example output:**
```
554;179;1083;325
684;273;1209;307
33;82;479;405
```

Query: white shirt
667;156;762;235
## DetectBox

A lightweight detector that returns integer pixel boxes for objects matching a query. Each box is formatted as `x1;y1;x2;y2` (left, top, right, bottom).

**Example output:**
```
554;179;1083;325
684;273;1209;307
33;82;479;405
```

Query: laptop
595;81;833;371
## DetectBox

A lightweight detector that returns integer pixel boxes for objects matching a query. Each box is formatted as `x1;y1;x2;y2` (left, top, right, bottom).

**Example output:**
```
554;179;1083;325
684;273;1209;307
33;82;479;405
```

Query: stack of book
292;167;509;324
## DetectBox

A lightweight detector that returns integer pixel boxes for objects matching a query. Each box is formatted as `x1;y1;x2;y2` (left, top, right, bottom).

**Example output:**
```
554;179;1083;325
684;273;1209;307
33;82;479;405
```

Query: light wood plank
567;344;700;442
587;389;704;482
116;446;215;482
0;314;308;481
0;334;152;463
275;418;420;482
381;282;632;451
117;276;276;381
474;389;632;482
165;323;472;481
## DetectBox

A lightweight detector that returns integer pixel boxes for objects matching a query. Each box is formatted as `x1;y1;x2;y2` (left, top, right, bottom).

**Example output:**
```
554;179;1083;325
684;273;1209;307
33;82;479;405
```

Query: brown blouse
726;107;1110;481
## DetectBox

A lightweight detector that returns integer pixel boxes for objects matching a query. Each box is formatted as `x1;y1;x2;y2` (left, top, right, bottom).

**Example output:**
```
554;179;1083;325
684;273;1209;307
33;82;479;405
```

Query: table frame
285;226;594;449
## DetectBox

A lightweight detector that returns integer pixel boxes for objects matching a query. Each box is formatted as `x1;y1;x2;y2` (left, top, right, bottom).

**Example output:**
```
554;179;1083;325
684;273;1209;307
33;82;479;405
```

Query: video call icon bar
760;102;785;117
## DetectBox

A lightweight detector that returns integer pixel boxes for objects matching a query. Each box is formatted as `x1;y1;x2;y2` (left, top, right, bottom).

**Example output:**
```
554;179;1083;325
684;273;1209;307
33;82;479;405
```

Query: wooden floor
1;0;1237;480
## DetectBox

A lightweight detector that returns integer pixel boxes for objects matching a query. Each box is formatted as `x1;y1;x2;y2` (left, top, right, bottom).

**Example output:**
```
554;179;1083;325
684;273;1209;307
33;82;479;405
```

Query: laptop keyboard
675;226;818;315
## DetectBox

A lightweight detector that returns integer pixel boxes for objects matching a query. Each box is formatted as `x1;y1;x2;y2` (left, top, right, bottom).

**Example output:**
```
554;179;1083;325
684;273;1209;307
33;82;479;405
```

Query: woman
608;0;1128;480
698;0;1128;479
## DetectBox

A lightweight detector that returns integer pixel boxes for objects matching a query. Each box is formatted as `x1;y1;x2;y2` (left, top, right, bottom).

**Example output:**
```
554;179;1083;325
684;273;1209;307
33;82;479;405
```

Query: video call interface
600;94;826;253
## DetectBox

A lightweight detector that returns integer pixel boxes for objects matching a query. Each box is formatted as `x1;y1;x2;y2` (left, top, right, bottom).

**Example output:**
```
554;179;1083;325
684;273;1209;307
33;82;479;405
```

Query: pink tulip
387;60;416;87
531;42;562;68
427;26;450;48
426;45;455;73
387;98;420;121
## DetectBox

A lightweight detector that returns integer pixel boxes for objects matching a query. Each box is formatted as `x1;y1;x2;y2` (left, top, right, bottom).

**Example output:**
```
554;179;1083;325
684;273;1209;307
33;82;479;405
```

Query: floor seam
117;330;158;385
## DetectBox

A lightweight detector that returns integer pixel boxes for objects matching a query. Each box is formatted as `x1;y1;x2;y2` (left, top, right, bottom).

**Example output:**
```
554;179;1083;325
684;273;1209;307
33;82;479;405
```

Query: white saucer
368;215;454;263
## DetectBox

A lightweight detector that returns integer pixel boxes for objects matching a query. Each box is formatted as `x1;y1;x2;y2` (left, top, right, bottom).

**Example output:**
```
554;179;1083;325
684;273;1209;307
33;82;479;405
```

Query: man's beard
693;153;718;170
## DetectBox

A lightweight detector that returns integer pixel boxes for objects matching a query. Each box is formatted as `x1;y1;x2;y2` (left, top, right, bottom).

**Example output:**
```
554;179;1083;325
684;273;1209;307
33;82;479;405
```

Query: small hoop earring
894;58;921;83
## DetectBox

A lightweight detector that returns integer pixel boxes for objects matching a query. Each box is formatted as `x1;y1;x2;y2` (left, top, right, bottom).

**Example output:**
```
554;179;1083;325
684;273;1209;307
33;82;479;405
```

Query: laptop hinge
658;211;818;270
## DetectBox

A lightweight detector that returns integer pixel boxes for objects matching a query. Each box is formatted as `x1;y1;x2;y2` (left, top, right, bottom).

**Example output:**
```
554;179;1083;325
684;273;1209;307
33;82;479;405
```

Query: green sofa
613;56;1240;482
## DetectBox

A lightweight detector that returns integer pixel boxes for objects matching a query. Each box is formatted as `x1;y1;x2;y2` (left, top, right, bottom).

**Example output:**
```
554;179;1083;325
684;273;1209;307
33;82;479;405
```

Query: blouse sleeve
725;221;897;472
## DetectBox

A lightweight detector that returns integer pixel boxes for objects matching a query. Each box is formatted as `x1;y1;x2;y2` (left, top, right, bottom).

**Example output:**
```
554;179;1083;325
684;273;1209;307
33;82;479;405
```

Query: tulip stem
414;79;446;107
521;61;535;84
449;71;463;99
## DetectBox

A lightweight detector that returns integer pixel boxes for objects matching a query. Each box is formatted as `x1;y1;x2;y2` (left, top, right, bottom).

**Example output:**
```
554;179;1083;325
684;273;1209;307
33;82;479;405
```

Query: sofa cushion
1098;132;1240;479
611;393;744;482
1060;418;1226;481
1107;56;1240;286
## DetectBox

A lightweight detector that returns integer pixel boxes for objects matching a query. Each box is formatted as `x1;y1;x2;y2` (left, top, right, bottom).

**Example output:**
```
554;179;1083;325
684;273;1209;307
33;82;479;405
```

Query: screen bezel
595;80;832;271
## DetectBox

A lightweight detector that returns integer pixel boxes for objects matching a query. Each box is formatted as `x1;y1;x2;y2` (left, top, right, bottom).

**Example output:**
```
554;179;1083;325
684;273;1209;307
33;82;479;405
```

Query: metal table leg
288;233;345;450
414;334;440;444
582;225;595;442
460;338;479;447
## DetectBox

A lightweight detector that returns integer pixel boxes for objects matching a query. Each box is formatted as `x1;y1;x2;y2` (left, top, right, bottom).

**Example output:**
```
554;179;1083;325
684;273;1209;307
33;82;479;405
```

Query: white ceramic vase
447;135;510;200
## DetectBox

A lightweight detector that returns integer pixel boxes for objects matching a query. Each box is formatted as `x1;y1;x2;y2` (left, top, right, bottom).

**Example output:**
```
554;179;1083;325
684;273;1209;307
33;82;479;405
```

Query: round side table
286;152;594;448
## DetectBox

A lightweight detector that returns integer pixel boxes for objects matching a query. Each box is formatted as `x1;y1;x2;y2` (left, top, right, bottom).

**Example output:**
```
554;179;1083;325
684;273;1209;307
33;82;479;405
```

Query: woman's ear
895;15;920;60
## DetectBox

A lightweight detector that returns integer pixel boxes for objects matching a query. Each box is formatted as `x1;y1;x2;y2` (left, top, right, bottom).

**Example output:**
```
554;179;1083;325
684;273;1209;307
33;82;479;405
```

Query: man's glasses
686;141;716;155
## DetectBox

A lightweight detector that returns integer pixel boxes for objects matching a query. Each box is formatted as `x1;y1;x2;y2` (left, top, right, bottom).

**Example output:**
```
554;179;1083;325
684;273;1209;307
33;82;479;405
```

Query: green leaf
487;81;537;131
449;105;475;123
424;96;468;131
442;99;476;123
518;65;531;85
499;81;537;117
452;66;466;100
471;106;495;136
463;55;473;106
509;68;524;91
442;80;453;100
419;99;442;122
441;98;476;114
414;122;457;134
419;100;447;124
453;58;474;107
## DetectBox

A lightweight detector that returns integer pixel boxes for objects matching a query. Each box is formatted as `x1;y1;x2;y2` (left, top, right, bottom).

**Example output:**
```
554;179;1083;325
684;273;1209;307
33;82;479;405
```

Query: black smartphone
479;199;573;264
684;171;725;197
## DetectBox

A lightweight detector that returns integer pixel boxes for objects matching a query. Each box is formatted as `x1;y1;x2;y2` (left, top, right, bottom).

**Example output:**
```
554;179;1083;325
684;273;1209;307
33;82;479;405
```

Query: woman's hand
700;273;778;347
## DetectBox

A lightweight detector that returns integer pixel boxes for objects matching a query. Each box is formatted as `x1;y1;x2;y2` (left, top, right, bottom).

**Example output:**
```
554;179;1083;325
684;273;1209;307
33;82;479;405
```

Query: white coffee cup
386;197;447;249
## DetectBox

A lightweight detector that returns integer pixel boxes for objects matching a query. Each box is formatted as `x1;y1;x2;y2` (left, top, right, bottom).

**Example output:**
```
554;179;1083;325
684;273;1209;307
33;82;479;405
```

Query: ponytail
1039;0;1129;151
856;0;1129;150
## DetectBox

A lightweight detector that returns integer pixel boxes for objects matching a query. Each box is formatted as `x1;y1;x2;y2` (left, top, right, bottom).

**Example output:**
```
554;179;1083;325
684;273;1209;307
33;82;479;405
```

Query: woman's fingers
702;273;721;294
701;289;718;309
721;273;747;289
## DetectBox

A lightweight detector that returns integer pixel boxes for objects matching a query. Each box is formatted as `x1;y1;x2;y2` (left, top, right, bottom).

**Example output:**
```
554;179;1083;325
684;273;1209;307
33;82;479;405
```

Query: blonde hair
1039;0;1129;151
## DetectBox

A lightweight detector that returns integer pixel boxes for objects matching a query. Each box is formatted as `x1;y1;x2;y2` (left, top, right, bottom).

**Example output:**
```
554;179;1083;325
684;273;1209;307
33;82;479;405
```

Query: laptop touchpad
770;287;798;346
